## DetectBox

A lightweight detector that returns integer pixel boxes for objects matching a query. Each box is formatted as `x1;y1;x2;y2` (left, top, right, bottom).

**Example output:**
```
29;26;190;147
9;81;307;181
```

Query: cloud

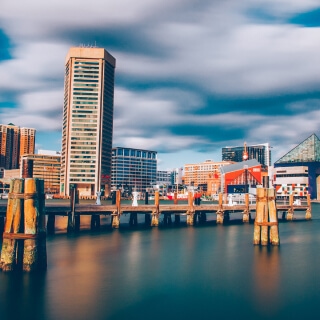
0;0;320;169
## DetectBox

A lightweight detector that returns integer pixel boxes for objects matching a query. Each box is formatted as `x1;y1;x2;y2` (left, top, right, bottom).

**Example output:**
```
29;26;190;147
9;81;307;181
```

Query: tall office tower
60;47;116;197
0;124;35;169
222;143;271;166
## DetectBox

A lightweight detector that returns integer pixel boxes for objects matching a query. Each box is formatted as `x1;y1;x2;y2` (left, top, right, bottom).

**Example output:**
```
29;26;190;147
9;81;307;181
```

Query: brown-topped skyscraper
60;47;116;197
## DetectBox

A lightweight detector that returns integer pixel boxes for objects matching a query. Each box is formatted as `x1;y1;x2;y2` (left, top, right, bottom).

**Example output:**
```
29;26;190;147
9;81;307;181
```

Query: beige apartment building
60;47;116;197
184;160;234;194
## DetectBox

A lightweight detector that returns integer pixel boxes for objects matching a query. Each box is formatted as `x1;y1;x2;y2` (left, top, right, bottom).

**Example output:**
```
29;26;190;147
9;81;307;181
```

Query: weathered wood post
23;178;47;271
286;194;294;220
1;179;24;271
144;193;151;225
243;193;250;223
174;192;178;205
216;193;224;224
112;190;121;228
305;194;312;220
151;191;159;227
186;192;194;226
253;187;279;246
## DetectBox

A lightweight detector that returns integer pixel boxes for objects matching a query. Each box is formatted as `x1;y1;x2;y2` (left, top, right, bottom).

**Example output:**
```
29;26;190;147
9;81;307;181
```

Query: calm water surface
1;203;320;320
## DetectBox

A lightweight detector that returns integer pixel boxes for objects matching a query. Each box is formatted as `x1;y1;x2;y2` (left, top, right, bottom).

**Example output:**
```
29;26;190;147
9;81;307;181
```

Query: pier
0;191;311;234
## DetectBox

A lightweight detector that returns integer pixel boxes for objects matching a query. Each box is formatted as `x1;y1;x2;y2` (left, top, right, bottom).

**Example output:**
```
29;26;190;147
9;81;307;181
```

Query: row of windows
113;149;156;159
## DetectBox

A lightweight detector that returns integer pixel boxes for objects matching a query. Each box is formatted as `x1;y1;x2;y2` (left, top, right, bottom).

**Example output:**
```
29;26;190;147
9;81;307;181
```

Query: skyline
1;1;320;170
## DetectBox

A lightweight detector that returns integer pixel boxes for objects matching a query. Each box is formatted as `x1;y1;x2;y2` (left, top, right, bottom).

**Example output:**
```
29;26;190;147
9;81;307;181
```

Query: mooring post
216;193;224;224
67;187;76;233
286;194;294;220
186;192;194;226
243;193;250;223
253;187;279;246
23;178;47;271
174;192;178;205
112;190;121;228
151;191;159;227
305;194;312;220
0;179;24;271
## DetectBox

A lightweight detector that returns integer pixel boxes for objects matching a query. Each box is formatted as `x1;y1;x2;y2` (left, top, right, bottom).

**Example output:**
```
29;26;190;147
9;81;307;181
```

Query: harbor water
1;202;320;320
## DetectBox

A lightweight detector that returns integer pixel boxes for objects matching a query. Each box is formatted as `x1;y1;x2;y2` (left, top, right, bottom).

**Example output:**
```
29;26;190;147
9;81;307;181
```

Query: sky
0;1;320;170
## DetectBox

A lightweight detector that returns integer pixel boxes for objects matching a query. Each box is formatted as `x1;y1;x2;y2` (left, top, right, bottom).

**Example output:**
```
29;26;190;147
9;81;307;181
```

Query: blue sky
0;1;320;170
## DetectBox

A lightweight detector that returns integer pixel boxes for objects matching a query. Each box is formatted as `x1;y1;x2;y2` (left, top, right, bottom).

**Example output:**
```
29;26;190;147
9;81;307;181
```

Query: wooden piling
112;190;121;228
305;194;312;220
23;178;47;271
286;194;294;220
1;179;24;271
253;187;279;246
151;191;160;227
186;192;194;226
243;193;250;223
268;188;279;245
216;193;224;224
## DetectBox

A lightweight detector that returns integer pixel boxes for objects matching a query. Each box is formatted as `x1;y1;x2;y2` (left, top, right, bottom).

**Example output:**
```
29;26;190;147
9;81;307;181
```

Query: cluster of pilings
0;178;47;272
253;187;280;246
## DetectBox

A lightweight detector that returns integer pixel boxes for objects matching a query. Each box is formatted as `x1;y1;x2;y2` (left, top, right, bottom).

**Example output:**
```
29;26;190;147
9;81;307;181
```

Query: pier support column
129;212;138;226
112;214;120;228
163;213;172;225
151;212;159;227
305;194;312;220
286;194;294;220
186;212;194;226
286;208;294;221
145;213;151;226
174;214;180;225
216;211;224;224
91;215;100;230
151;191;160;227
243;194;250;223
112;190;121;229
243;210;249;223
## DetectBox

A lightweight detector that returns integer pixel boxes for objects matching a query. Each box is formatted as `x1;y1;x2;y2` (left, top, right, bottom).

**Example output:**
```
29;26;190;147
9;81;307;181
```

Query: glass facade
111;147;157;193
222;143;271;166
275;134;320;163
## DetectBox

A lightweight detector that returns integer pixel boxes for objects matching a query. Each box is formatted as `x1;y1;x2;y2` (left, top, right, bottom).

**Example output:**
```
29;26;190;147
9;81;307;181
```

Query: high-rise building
111;147;157;194
222;143;271;166
60;47;116;197
0;123;35;170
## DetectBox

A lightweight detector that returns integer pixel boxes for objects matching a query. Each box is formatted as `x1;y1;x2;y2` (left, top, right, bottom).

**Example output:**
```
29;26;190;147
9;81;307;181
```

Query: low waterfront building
220;159;266;194
111;147;157;194
274;133;320;199
184;160;234;194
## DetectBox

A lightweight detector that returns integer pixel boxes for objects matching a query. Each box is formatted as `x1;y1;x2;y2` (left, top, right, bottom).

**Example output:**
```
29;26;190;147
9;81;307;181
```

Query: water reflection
252;246;281;317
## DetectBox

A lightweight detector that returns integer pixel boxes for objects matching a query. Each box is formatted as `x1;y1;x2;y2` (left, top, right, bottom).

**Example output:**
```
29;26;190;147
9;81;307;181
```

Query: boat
166;192;189;200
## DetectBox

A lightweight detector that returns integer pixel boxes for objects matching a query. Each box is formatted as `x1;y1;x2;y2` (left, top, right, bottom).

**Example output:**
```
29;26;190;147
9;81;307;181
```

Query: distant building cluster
1;47;320;200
